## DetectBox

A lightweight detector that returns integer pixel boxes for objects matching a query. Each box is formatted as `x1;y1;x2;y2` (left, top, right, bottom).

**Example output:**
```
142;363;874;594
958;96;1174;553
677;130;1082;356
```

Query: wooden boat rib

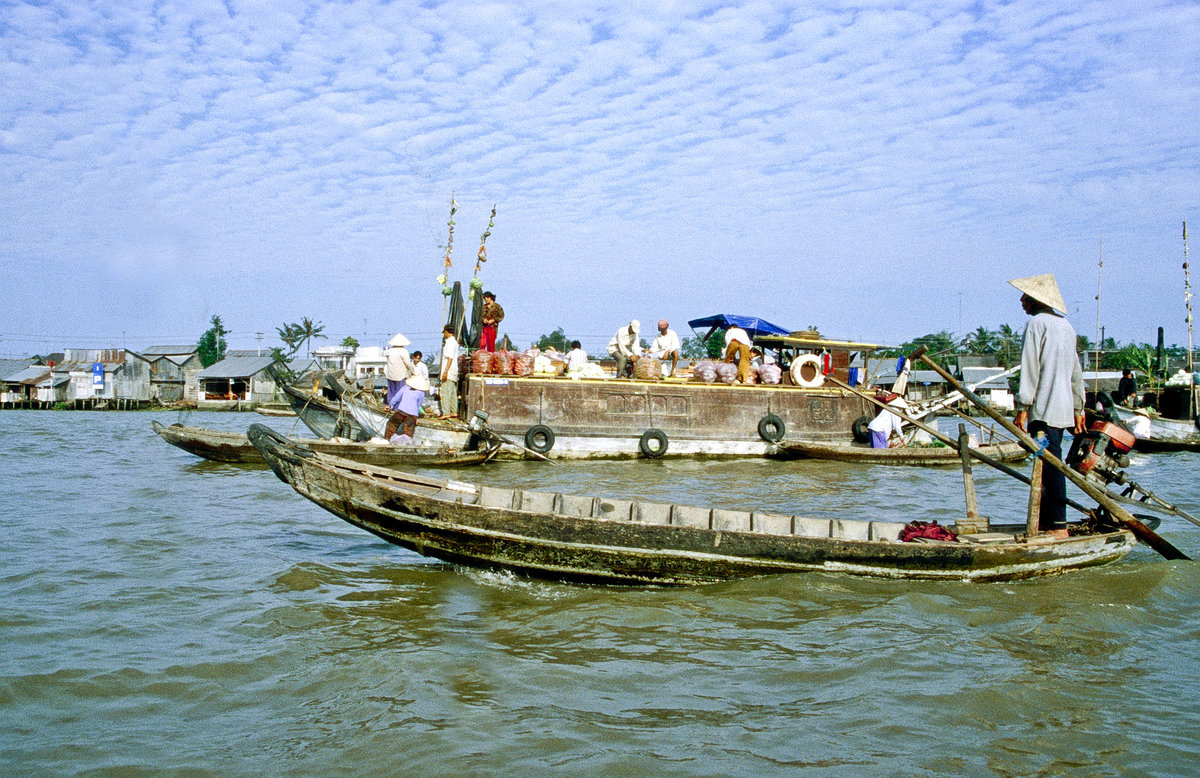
152;421;499;467
773;439;1028;465
247;423;1136;584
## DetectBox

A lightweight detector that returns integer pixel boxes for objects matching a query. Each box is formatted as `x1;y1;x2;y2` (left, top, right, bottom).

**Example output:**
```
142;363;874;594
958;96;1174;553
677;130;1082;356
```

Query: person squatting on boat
385;370;429;444
439;325;459;418
868;391;909;448
1116;368;1138;407
566;340;589;373
480;291;504;352
649;319;681;378
1010;273;1085;540
384;333;416;409
724;325;753;383
608;320;642;378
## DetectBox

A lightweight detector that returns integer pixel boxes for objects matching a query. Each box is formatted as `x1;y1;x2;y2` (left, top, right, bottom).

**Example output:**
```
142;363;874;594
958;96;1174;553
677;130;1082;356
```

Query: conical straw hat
388;332;410;347
1008;274;1067;315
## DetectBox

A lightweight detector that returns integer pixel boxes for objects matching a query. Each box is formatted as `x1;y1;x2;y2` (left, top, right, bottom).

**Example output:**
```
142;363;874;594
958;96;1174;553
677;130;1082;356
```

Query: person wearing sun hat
649;319;681;377
383;332;416;410
1009;273;1085;539
607;320;642;378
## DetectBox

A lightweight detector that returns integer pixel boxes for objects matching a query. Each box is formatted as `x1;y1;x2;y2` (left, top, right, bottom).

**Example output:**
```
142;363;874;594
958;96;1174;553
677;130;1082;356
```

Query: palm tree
276;322;303;357
996;324;1021;367
964;326;997;355
297;317;326;357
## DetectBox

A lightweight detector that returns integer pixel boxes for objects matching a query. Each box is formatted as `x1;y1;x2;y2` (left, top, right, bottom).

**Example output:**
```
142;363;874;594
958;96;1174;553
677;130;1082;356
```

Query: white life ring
790;354;825;388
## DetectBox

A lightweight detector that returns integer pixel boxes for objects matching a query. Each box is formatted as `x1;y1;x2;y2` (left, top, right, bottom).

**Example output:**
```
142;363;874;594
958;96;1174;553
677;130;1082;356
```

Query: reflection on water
1;411;1199;774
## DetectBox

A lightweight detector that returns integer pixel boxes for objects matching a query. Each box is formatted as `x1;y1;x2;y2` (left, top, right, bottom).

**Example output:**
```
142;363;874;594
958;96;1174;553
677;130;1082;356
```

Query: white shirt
650;329;680;357
1016;311;1084;428
608;326;642;358
725;327;752;348
867;398;909;436
566;347;588;372
440;335;459;381
414;361;429;384
384;346;415;382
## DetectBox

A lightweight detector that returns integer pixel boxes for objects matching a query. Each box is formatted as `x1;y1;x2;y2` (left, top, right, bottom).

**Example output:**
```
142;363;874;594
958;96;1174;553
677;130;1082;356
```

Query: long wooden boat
1110;403;1200;452
248;423;1137;584
773;439;1028;465
152;421;499;467
269;366;372;441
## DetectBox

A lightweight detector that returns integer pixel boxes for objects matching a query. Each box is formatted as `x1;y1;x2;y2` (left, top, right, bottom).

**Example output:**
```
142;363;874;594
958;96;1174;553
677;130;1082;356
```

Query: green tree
963;326;997;355
276;322;303;356
996;324;1021;367
890;331;958;360
297;317;326;356
196;315;229;368
535;327;570;352
681;331;725;360
341;335;360;349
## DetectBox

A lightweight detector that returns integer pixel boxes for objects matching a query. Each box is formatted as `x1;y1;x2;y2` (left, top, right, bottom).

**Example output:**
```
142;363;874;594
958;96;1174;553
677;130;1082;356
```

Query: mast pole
1184;221;1194;419
1094;234;1103;388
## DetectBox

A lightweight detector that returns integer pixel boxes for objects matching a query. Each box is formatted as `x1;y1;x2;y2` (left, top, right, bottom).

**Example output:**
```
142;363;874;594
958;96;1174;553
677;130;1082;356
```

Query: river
2;410;1199;775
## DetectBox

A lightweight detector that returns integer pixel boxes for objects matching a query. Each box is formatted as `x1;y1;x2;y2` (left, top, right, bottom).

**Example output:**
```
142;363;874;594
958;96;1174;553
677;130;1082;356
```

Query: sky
2;0;1198;359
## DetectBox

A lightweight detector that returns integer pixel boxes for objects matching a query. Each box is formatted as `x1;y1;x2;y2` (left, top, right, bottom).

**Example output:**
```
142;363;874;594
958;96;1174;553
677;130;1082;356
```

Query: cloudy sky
2;0;1198;358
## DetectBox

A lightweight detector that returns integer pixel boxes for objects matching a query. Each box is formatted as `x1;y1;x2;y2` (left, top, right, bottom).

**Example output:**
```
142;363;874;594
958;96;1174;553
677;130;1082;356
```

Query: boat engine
1066;420;1135;487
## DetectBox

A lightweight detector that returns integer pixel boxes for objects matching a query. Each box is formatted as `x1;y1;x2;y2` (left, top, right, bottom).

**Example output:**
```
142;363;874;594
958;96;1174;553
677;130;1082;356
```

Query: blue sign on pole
92;362;104;388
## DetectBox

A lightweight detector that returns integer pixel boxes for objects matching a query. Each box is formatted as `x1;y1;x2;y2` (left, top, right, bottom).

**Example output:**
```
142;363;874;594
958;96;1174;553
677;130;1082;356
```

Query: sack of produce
492;350;513;375
514;351;536;376
633;356;663;380
690;360;718;383
458;354;472;376
758;363;783;385
715;362;738;384
471;350;493;374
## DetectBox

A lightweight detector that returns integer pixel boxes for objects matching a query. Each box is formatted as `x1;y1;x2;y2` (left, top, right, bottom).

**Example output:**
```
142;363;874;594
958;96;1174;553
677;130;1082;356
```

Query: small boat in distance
152;421;500;467
248;423;1137;584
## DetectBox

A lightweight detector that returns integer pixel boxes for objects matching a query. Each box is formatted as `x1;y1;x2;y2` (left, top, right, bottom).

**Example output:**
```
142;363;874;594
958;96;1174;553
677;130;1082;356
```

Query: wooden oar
908;347;1189;561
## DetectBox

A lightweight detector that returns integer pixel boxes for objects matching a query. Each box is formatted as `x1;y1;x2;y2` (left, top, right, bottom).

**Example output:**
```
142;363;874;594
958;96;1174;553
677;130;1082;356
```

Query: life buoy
639;428;668;458
790;355;824;388
758;413;786;442
524;424;555;454
852;415;871;443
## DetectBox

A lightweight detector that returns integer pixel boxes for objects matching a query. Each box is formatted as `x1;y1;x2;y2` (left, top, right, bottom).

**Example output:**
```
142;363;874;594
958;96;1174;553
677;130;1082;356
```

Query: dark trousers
1029;421;1067;531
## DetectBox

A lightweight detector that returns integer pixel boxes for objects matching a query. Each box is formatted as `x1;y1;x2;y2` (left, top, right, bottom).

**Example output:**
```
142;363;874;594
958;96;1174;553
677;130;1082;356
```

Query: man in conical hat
1009;273;1085;539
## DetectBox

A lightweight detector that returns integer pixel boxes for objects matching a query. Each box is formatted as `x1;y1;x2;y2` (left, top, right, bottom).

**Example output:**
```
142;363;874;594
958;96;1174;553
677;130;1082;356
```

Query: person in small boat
1010;273;1085;540
1116;368;1138;407
386;371;430;444
868;391;909;448
566;340;589;373
384;333;416;409
607;320;642;378
724;326;753;383
439;325;460;418
481;291;504;352
649;319;681;377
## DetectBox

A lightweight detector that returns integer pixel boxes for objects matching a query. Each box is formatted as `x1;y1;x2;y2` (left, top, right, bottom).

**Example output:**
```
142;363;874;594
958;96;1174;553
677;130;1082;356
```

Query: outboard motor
1067;420;1136;487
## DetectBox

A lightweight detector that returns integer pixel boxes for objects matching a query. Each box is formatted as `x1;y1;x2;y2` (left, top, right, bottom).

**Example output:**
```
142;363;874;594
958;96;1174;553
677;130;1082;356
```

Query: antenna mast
1094;235;1103;387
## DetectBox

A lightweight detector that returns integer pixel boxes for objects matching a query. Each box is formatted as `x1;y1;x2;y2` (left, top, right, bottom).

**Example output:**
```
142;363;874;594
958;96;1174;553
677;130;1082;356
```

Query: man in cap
1010;273;1085;539
649;319;681;377
607;320;642;378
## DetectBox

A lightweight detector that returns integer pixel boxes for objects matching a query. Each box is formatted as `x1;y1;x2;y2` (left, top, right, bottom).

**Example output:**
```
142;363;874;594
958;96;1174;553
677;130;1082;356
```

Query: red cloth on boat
899;520;958;543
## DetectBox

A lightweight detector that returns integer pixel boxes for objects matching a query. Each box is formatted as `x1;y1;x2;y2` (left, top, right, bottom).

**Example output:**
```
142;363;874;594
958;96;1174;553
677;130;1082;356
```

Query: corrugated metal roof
141;345;198;356
197;356;317;379
6;366;51;384
961;367;1013;390
0;359;37;381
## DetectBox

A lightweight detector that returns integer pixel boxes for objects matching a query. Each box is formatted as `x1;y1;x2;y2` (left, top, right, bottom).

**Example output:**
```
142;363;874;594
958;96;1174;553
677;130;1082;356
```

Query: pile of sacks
689;360;783;385
632;356;664;380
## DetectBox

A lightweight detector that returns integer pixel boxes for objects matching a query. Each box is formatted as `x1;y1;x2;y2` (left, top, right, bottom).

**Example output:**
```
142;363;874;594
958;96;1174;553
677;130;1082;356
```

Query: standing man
649;319;681;377
439;324;460;418
724;326;753;383
481;291;504;352
607;320;642;378
384;333;415;409
1010;273;1085;539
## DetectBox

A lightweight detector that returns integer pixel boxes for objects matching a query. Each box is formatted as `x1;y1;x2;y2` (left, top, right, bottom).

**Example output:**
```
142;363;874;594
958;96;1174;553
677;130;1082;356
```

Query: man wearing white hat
607;320;642;378
1009;273;1085;538
384;333;416;409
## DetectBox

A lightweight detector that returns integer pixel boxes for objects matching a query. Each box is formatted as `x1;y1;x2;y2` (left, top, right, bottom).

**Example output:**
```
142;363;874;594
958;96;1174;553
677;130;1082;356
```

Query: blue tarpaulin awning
686;314;791;341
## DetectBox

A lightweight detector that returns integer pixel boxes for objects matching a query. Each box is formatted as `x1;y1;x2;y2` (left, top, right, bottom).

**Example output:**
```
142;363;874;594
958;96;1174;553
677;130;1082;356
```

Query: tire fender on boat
757;413;786;442
524;424;555;454
790;354;824;388
852;415;871;443
639;428;668;458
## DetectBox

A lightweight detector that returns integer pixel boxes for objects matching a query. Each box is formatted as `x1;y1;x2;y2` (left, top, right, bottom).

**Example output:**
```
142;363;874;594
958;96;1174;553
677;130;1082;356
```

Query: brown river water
2;410;1200;775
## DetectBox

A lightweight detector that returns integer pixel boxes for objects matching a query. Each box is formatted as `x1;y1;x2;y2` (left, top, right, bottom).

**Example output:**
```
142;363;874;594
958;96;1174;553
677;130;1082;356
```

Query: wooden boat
254;405;296;417
1110;403;1200;452
773;439;1028;465
247;423;1137;584
269;366;372;441
152;421;499;467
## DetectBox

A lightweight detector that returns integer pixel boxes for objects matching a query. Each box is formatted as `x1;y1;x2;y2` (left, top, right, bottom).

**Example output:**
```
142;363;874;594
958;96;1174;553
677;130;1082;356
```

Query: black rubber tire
852;415;871;444
639;428;668;458
757;413;786;442
524;424;555;454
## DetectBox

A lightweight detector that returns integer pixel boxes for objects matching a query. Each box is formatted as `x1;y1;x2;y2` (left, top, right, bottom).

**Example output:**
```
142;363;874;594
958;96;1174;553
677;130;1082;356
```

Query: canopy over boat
687;314;791;341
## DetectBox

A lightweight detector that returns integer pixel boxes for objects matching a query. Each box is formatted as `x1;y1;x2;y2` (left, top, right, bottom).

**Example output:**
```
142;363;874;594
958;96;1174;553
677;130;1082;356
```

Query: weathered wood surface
772;439;1028;466
248;423;1136;585
152;421;498;467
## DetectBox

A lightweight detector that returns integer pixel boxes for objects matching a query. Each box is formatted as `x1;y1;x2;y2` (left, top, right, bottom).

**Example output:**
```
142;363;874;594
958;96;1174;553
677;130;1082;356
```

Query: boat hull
1110;406;1200;452
249;425;1136;585
773;439;1028;465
